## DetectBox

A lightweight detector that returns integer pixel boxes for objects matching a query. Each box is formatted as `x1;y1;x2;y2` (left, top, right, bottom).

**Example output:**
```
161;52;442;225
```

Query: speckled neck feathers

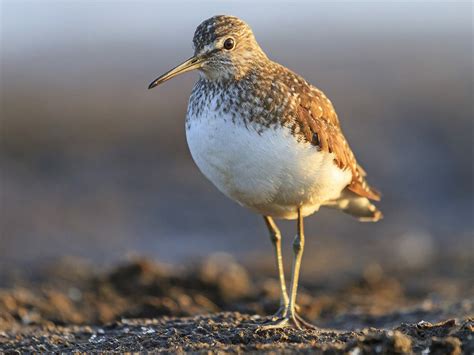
187;59;329;141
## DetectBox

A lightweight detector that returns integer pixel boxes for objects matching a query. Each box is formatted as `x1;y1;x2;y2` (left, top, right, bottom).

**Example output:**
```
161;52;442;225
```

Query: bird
148;15;382;329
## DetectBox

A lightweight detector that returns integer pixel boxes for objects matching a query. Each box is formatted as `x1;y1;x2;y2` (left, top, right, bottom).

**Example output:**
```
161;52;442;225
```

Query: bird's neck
189;60;283;130
196;58;278;94
200;53;271;83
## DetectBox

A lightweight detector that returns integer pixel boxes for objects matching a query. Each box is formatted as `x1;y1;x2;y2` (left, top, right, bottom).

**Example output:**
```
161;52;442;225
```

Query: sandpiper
148;15;382;329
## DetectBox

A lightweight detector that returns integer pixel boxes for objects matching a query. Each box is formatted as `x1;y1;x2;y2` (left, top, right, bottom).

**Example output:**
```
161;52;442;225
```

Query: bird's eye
223;38;235;50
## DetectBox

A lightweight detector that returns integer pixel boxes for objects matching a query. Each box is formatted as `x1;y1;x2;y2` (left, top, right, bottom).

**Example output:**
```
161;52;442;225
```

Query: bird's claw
258;315;298;330
257;311;317;331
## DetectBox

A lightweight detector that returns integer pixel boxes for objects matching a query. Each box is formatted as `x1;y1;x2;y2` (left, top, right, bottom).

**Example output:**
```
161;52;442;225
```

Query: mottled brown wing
300;90;342;128
296;92;381;201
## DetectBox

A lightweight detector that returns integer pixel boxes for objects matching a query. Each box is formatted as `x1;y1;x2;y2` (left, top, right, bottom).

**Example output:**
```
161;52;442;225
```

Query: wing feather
296;91;381;201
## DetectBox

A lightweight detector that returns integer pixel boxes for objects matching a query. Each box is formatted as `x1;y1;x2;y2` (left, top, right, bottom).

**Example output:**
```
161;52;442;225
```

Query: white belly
185;114;352;219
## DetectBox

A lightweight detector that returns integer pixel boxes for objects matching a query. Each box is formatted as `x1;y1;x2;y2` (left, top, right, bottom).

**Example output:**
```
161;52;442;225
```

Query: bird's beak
148;55;205;89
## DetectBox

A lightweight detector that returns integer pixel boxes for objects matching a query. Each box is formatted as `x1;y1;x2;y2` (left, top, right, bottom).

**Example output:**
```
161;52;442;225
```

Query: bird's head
149;15;266;89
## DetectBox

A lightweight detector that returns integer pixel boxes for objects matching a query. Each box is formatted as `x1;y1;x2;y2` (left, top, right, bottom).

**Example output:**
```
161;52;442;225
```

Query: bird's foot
270;305;288;319
294;313;318;329
257;312;317;331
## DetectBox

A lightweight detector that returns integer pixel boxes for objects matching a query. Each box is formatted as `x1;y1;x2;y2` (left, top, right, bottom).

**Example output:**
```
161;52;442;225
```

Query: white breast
185;110;352;220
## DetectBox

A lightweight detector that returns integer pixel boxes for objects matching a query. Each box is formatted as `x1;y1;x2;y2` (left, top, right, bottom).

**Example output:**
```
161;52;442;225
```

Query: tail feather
326;188;383;222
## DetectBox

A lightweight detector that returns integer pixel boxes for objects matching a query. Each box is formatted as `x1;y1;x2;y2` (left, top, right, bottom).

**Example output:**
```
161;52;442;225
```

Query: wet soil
0;256;473;353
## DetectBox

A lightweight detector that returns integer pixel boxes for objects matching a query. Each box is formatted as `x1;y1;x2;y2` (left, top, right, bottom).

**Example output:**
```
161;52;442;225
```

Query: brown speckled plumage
187;15;380;201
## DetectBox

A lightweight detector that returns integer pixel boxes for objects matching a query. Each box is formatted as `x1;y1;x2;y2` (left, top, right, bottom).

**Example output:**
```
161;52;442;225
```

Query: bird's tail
325;188;383;222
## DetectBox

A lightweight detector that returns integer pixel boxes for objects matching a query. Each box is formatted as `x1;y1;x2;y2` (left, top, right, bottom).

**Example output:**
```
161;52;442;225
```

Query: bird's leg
263;216;289;317
286;209;305;327
258;209;316;330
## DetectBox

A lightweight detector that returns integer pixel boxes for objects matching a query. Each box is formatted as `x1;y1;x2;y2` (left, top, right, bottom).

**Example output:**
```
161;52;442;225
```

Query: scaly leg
259;209;316;330
286;209;305;326
263;216;289;316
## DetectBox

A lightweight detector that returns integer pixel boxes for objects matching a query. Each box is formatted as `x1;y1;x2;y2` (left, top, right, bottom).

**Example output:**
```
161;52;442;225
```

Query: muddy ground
0;255;473;353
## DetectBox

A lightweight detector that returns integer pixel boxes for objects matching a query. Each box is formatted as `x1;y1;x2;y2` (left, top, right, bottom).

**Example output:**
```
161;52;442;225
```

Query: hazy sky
3;1;471;55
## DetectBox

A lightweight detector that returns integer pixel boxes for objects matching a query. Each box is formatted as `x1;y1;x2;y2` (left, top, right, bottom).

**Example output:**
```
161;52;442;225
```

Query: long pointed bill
148;55;204;89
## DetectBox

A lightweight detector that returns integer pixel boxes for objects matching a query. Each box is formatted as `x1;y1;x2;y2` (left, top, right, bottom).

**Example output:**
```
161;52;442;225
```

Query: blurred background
1;1;472;283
